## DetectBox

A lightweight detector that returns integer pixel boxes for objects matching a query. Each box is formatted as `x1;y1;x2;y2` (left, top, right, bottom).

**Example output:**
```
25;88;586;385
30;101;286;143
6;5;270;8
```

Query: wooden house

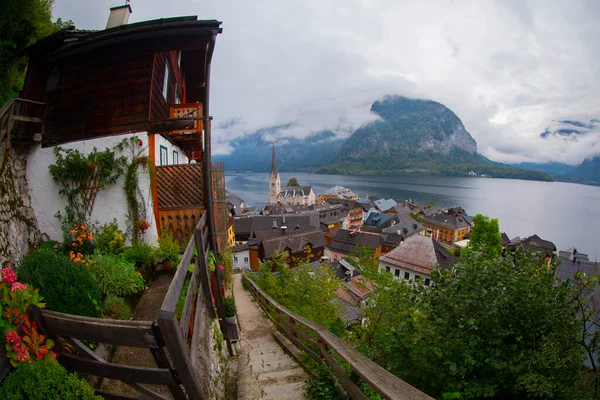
15;6;223;245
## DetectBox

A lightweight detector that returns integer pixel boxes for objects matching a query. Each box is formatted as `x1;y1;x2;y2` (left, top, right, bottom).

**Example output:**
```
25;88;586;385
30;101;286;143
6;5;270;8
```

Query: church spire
270;141;278;178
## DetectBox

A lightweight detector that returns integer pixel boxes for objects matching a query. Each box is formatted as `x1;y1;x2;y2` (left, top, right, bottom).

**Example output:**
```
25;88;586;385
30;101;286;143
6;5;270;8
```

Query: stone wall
0;146;41;266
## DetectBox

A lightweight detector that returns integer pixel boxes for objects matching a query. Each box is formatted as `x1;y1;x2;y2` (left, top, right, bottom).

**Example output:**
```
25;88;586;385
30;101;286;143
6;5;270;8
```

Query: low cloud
54;0;600;163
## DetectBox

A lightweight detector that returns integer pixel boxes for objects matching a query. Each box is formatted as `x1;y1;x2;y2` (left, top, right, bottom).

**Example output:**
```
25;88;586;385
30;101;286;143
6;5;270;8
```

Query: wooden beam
148;119;196;133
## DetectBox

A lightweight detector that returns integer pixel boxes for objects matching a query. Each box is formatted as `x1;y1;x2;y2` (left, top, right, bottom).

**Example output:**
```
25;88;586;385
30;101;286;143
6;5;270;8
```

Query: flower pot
225;315;236;325
163;260;173;272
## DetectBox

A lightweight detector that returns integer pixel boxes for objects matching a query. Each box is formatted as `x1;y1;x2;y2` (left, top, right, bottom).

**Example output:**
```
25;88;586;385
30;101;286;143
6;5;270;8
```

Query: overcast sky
53;0;600;165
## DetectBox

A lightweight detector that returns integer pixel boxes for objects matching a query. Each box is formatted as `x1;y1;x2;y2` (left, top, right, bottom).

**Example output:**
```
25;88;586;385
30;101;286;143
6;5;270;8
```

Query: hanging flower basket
136;219;150;234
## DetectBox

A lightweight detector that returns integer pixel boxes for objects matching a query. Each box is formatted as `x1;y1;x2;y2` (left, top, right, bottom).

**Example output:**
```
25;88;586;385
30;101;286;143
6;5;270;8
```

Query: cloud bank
53;0;600;164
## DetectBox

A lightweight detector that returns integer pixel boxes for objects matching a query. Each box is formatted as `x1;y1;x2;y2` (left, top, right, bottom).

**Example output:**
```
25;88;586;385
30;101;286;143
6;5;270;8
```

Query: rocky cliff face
345;95;477;159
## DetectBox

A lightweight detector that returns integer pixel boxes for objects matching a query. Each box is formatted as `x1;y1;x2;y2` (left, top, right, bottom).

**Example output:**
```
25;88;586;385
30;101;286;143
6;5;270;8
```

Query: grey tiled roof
422;213;471;230
379;236;457;275
329;229;384;255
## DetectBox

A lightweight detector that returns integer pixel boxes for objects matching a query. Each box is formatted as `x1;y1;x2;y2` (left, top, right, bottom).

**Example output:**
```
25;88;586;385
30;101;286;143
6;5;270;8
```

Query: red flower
10;282;26;292
138;139;143;146
2;266;17;285
89;163;94;169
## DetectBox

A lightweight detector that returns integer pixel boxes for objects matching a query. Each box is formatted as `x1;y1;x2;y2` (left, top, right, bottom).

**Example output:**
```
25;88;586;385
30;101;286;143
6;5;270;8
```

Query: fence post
157;310;205;400
195;226;216;320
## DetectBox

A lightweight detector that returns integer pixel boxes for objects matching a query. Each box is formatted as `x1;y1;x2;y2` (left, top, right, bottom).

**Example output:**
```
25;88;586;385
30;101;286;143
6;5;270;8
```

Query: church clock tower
269;142;281;204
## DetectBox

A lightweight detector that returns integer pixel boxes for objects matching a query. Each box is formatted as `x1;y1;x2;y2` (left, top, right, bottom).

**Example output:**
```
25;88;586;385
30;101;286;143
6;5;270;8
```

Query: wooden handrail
242;271;433;400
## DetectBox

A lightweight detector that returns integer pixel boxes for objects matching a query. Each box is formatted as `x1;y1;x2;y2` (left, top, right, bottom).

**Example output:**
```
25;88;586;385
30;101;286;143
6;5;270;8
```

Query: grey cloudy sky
53;0;600;165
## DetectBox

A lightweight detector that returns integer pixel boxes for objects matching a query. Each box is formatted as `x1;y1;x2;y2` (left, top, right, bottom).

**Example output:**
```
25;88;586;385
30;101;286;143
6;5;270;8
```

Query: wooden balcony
168;103;203;153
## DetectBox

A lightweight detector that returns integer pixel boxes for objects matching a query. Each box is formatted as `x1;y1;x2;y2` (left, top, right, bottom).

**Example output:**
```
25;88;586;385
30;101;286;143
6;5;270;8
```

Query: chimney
106;2;132;29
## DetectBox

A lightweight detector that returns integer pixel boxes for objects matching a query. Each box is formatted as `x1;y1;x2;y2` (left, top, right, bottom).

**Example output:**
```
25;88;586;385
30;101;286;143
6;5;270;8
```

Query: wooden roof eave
38;19;222;64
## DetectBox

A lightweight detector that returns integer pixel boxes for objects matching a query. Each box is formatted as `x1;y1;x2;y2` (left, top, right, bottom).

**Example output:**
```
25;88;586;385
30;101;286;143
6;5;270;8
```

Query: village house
508;234;556;259
327;229;384;261
233;214;319;242
325;199;365;228
378;235;457;286
421;213;472;244
232;243;250;270
12;6;223;247
268;143;315;205
248;226;326;270
317;185;359;203
373;198;398;214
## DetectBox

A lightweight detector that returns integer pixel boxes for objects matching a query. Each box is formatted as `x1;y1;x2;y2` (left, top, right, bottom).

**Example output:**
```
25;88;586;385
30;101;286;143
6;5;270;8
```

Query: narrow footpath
232;273;309;400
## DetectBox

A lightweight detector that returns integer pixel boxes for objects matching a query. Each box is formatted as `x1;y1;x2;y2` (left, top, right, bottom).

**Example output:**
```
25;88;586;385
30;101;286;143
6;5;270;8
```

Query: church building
269;143;316;206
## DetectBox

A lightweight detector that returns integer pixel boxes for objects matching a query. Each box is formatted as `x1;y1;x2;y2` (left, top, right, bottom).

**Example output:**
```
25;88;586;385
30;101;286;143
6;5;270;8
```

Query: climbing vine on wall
114;136;151;244
48;146;126;228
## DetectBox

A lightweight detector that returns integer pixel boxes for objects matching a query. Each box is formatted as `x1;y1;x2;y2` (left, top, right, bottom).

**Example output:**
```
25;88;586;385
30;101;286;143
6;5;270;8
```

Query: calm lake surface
225;172;600;259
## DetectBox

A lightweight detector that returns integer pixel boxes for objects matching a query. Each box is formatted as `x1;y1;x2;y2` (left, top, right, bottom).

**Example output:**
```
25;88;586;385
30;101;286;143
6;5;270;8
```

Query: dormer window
162;61;170;100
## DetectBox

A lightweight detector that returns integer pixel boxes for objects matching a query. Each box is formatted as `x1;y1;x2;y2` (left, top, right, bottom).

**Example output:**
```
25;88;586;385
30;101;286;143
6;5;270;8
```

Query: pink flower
138;139;143;146
5;330;21;345
2;267;17;285
218;265;224;271
10;282;26;292
15;343;29;362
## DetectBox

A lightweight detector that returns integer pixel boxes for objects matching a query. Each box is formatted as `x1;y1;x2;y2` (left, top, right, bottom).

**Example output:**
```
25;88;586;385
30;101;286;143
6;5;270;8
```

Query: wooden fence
242;272;433;400
22;212;230;399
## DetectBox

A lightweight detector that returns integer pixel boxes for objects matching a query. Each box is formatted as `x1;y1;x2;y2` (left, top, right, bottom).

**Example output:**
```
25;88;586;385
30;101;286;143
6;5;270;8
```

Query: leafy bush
0;359;102;400
223;296;236;318
154;231;181;264
18;249;101;317
89;253;145;297
102;295;132;320
175;278;191;320
94;221;125;254
123;243;155;271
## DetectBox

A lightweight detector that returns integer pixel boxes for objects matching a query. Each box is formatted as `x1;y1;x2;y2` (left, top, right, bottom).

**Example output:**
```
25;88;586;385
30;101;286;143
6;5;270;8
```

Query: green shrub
123;243;155;271
94;221;126;254
223;296;236;318
0;359;102;400
18;249;101;317
102;295;133;320
154;231;181;264
175;278;191;320
89;253;145;297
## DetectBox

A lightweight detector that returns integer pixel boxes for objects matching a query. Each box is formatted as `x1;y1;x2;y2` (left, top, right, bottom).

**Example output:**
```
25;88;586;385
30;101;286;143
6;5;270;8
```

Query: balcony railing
168;103;203;152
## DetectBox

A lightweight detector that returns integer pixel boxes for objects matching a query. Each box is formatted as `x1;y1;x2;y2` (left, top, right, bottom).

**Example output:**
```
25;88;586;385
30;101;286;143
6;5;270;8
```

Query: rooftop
379;235;456;275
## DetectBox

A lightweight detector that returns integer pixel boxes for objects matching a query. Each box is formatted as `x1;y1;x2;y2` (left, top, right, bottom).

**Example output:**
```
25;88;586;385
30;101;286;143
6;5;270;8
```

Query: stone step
262;381;308;400
257;366;306;383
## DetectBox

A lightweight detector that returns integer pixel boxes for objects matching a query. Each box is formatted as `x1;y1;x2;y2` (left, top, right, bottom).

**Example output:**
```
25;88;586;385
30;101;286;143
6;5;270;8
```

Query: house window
404;271;410;280
159;145;168;166
385;266;390;272
177;50;182;68
425;278;431;286
234;256;238;262
244;257;248;263
162;61;170;100
173;150;179;165
175;83;181;104
394;269;400;277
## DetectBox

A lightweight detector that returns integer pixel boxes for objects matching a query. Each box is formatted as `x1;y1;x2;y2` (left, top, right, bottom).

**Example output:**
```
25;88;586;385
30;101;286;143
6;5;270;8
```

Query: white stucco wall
26;132;160;245
378;260;432;286
233;248;250;270
154;134;190;166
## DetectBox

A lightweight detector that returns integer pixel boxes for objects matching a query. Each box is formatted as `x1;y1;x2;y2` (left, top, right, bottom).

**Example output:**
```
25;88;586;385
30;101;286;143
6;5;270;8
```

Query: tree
359;250;585;399
464;214;502;258
1;0;70;105
571;270;600;398
253;251;345;336
286;177;300;187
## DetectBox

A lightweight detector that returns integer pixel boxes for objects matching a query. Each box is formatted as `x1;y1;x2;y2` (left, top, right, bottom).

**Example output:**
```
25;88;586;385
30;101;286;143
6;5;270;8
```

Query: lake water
225;172;600;259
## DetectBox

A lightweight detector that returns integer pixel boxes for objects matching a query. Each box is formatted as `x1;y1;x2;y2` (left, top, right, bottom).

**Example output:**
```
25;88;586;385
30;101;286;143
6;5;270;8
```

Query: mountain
317;96;552;181
213;129;344;171
512;162;577;177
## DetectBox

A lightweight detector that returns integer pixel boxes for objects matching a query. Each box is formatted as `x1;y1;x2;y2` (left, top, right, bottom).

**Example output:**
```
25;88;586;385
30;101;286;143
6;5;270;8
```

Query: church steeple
270;141;278;178
269;141;281;204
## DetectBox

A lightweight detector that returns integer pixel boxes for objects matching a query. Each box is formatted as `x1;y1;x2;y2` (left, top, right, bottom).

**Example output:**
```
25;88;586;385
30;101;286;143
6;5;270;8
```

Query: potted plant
223;296;236;325
154;231;181;272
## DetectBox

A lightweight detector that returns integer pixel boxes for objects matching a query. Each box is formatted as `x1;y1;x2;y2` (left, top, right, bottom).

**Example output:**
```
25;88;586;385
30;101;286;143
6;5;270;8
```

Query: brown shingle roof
379;236;456;275
329;229;384;255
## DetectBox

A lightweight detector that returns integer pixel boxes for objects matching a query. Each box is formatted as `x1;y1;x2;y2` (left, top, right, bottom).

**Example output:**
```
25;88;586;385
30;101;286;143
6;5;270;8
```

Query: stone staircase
232;274;308;399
